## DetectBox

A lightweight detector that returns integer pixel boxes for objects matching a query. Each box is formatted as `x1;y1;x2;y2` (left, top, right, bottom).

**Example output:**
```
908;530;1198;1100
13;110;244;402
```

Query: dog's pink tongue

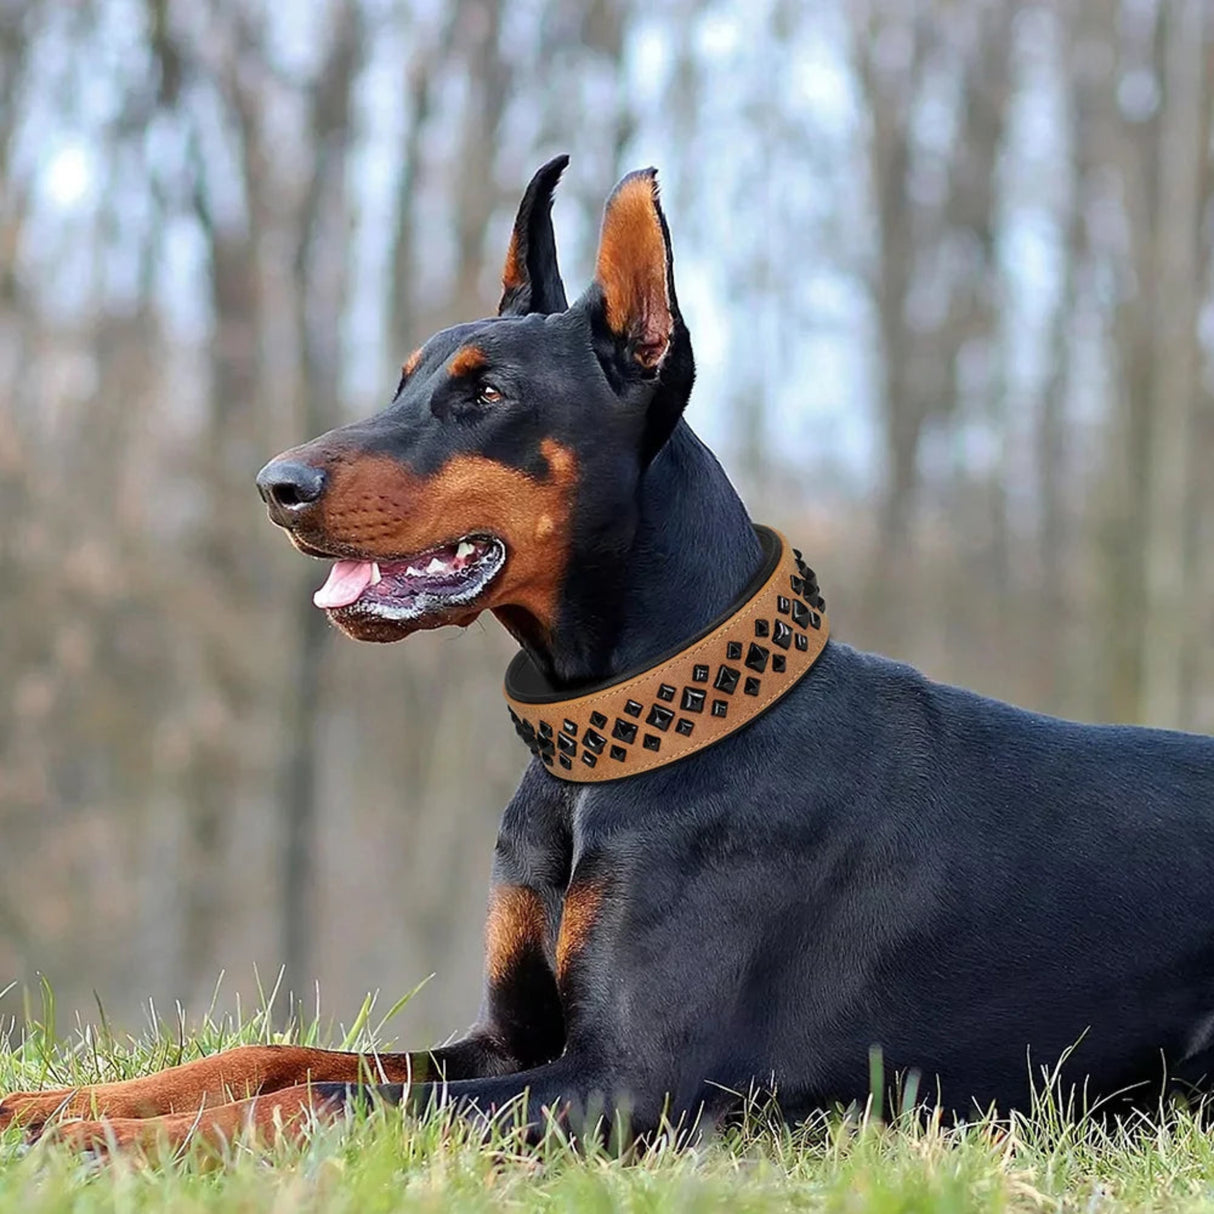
313;560;374;609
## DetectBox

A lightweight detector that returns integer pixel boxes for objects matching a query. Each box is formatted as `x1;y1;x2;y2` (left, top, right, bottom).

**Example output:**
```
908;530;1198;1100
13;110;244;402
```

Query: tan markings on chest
556;881;604;982
484;884;548;986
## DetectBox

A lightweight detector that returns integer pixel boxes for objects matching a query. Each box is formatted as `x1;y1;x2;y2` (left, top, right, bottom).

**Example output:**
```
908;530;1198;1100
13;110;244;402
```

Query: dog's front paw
0;1089;75;1137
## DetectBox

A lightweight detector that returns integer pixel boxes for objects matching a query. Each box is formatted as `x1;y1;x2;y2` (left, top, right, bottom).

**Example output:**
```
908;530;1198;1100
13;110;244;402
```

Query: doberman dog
5;157;1214;1152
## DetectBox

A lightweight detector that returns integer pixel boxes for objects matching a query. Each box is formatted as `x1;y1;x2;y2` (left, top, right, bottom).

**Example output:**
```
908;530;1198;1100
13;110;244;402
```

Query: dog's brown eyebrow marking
403;347;423;377
448;345;487;378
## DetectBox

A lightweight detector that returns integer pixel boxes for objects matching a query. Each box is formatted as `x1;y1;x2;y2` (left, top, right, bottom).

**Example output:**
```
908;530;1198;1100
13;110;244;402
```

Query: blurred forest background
1;0;1212;1044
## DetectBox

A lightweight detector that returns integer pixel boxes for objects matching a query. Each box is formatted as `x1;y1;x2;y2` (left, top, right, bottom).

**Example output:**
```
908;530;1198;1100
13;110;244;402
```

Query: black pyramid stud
538;721;553;739
692;664;710;683
726;641;743;660
772;654;786;673
809;610;822;630
558;732;577;756
790;575;804;595
590;710;608;729
772;620;793;650
777;596;791;615
744;676;761;696
612;718;638;744
559;755;573;770
582;751;597;768
610;744;627;762
583;728;606;755
647;704;675;731
795;632;809;652
755;619;770;638
643;734;661;752
745;643;769;673
711;699;728;718
563;719;578;736
624;699;643;717
791;599;810;629
714;665;740;694
675;718;694;736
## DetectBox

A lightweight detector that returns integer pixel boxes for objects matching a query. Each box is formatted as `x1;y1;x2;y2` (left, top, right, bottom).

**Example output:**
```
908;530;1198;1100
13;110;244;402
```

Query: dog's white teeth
406;565;424;577
426;557;446;574
369;562;382;586
456;541;475;559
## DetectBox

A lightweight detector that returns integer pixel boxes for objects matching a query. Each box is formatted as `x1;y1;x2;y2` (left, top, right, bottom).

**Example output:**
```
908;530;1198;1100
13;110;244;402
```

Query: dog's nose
256;459;326;514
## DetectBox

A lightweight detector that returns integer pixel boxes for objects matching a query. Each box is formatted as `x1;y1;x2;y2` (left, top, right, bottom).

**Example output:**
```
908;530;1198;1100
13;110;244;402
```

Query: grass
3;979;1214;1212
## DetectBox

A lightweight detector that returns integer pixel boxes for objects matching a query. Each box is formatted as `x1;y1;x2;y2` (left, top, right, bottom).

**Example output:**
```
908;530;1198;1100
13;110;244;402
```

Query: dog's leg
0;1016;562;1135
52;1053;610;1154
0;940;558;1134
0;1044;432;1131
45;1080;345;1154
22;939;580;1152
2;879;565;1134
4;768;572;1141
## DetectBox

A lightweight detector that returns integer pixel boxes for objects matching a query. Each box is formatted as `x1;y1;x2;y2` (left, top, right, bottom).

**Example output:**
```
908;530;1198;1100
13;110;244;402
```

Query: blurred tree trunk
449;0;512;323
1140;0;1207;729
280;0;363;1003
132;1;277;1000
0;0;35;961
1066;0;1144;723
388;8;459;354
1078;0;1210;728
184;218;263;996
856;7;921;620
1036;199;1081;715
852;1;1011;650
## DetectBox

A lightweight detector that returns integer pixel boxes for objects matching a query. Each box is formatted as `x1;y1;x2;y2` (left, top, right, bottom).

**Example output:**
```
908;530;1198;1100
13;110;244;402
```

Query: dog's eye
477;383;503;405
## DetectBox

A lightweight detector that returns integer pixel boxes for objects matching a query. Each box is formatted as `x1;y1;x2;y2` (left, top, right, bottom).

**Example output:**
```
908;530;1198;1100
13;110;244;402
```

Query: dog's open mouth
311;535;506;623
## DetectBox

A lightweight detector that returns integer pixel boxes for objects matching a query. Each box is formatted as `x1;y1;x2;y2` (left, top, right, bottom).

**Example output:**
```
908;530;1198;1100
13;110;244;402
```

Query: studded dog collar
503;527;829;782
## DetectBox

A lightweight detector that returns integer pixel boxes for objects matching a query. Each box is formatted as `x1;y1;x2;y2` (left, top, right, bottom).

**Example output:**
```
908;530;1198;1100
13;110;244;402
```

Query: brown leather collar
503;527;829;782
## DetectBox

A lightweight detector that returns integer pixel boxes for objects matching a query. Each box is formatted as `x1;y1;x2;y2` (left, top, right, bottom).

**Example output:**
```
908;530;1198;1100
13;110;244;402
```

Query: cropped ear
498;155;570;317
591;168;675;370
589;168;694;460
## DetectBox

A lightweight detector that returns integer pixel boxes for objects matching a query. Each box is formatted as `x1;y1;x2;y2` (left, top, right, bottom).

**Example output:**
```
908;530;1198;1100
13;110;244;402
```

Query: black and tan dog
5;157;1214;1151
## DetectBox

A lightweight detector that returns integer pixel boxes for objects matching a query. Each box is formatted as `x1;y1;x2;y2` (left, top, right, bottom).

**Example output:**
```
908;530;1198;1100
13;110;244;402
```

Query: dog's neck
505;422;765;689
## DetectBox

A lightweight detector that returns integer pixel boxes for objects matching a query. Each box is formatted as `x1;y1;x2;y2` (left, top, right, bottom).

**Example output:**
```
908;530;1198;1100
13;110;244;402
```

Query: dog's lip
290;537;344;560
307;533;508;621
288;534;502;564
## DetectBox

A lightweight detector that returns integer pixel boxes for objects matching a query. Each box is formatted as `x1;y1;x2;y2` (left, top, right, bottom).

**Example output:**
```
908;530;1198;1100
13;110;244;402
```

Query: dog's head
257;156;695;647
